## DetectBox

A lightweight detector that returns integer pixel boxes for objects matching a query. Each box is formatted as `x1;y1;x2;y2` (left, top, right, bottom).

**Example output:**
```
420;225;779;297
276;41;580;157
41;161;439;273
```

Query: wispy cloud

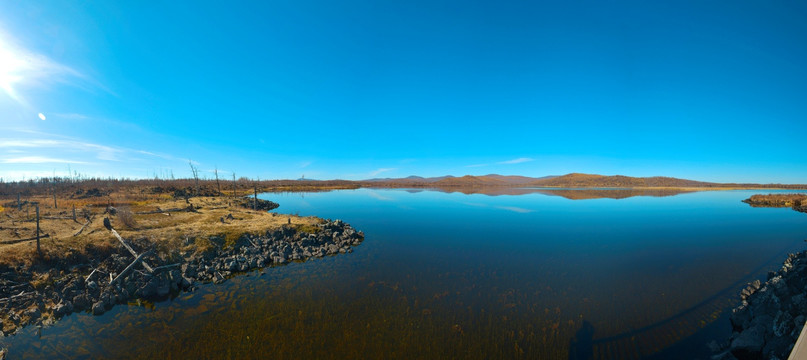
0;131;187;174
369;168;396;177
466;163;489;168
366;190;394;201
0;139;122;161
53;113;90;120
495;206;533;213
498;157;534;165
299;161;312;168
1;156;88;164
0;29;88;107
135;150;187;162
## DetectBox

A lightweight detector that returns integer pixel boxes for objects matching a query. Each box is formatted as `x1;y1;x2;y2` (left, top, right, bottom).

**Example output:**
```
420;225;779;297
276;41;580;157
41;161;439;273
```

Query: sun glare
0;36;26;101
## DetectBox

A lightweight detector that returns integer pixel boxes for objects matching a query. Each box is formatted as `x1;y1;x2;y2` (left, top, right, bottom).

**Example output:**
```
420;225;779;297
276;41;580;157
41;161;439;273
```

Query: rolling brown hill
528;173;713;188
360;173;807;189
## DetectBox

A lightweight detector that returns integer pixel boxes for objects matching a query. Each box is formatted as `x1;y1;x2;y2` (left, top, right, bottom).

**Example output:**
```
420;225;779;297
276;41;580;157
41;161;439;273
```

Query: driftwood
73;218;92;237
110;229;154;273
0;234;50;245
110;250;153;285
41;216;74;220
0;291;35;304
85;268;97;282
150;263;181;272
135;205;196;215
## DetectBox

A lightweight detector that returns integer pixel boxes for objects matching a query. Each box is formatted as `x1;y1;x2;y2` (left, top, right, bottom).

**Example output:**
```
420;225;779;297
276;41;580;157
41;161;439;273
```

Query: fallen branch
0;234;50;245
73;219;92;237
135;205;197;215
110;250;153;285
85;268;98;283
0;291;36;304
150;263;181;272
110;229;154;273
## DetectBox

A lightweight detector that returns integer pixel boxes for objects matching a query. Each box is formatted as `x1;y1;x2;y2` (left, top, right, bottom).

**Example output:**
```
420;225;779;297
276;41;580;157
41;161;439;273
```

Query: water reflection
1;189;806;359
385;186;698;199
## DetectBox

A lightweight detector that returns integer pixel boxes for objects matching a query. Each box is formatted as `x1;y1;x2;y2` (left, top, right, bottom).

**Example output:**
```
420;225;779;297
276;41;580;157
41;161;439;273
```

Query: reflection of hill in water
532;188;697;200
423;187;698;199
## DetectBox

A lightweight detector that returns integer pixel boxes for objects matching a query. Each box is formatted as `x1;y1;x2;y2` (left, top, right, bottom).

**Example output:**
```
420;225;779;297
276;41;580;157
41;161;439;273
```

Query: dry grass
0;193;319;267
744;194;807;207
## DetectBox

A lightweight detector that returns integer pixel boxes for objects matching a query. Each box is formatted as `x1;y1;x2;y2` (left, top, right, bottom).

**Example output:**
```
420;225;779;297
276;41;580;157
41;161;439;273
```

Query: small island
742;194;807;214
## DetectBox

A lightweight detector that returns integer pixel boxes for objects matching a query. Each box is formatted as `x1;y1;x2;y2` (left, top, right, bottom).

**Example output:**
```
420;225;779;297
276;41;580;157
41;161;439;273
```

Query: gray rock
181;276;193;290
24;308;40;321
72;294;90;311
792;315;806;339
730;327;764;360
711;350;739;360
772;311;793;337
762;335;793;359
156;284;170;297
91;301;106;315
54;301;74;317
750;314;775;337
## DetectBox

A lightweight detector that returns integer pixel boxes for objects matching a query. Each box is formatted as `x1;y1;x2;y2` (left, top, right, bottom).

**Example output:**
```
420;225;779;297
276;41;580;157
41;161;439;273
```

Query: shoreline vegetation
0;179;364;343
742;194;807;214
1;173;806;357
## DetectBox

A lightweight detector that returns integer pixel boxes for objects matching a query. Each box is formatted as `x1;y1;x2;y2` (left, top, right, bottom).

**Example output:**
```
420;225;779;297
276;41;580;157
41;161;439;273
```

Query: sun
0;35;26;101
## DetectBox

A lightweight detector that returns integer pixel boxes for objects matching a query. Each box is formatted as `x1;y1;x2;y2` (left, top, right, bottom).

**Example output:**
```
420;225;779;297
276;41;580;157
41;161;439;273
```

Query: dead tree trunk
73;218;91;237
214;167;221;195
17;193;21;211
189;160;200;197
0;234;49;245
232;172;237;198
35;204;41;257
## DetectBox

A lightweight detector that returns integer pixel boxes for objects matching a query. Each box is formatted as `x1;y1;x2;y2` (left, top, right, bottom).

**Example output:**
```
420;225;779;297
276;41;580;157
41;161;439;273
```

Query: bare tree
189;160;200;196
214;166;221;195
232;172;237;198
253;177;259;210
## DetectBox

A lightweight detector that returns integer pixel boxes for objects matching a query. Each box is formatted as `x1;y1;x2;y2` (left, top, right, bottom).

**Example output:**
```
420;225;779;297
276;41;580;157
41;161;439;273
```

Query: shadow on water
569;320;595;360
566;240;798;359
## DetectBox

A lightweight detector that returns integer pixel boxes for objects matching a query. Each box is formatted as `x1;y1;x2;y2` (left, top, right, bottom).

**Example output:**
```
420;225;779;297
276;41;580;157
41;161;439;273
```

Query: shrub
117;206;138;229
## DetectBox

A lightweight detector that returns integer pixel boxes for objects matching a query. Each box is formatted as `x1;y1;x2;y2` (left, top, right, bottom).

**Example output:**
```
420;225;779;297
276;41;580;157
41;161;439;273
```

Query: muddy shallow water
2;188;806;359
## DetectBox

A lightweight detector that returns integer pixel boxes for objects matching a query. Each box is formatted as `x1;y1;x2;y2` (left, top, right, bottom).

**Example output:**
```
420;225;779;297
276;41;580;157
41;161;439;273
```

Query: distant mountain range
364;174;556;186
361;173;807;189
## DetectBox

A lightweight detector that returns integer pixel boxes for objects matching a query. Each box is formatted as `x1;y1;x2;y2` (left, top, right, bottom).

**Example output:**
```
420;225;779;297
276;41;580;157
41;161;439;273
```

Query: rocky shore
0;219;363;337
742;194;807;214
712;251;807;359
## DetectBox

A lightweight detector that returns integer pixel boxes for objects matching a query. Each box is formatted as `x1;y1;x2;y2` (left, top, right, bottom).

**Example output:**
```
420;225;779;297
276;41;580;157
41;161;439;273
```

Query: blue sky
1;1;806;183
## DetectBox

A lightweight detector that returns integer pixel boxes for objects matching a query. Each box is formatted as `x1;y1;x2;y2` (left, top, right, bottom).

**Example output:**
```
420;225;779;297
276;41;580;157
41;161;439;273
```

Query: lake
2;188;806;359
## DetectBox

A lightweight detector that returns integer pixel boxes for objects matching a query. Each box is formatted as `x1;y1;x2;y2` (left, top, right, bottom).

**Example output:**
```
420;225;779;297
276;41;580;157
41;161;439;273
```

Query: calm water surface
2;189;806;359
